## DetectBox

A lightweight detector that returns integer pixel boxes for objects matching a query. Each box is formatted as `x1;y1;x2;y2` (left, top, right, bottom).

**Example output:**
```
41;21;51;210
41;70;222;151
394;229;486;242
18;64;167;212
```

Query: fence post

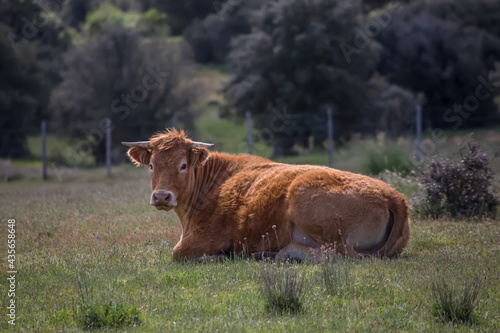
245;110;253;154
41;121;47;180
106;118;112;177
415;104;422;162
327;108;334;167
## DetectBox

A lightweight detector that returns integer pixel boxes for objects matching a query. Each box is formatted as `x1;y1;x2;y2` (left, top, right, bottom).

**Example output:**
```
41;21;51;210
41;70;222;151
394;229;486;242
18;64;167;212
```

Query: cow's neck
173;153;234;225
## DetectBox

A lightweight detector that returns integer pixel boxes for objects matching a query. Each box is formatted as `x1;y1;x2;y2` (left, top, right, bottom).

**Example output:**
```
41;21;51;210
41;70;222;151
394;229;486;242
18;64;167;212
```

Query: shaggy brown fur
125;129;410;262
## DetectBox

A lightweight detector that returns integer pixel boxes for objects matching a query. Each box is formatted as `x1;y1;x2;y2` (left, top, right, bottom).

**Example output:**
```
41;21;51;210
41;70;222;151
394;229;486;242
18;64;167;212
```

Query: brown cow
123;129;410;262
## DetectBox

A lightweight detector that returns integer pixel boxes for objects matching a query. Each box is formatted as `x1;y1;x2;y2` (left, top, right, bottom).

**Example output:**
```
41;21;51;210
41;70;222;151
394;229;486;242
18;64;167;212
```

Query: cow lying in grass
123;129;410;262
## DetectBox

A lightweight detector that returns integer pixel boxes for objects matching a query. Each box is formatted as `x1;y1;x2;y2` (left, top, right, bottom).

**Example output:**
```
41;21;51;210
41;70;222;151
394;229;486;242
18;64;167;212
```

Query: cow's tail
369;195;411;257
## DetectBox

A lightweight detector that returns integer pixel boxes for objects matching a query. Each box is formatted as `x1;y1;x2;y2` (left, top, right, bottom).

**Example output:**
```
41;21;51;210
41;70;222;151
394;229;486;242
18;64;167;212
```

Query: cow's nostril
152;191;174;206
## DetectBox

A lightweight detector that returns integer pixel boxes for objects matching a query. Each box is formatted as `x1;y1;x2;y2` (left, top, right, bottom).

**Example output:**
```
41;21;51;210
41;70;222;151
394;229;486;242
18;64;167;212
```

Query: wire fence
35;104;427;180
8;105;500;180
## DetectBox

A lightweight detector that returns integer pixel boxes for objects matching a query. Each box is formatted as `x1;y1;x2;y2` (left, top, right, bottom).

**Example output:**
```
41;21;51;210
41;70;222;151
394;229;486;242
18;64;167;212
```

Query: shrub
418;142;498;218
260;267;305;314
75;276;141;329
430;276;482;325
77;300;141;329
50;309;73;325
363;142;414;176
377;170;422;198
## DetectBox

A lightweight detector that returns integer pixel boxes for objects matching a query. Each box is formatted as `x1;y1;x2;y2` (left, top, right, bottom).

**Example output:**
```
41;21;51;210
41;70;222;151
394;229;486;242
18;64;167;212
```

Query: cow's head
122;129;213;211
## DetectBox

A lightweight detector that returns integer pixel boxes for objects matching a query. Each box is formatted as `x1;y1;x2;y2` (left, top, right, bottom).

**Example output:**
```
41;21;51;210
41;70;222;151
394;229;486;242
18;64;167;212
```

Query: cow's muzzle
151;190;177;210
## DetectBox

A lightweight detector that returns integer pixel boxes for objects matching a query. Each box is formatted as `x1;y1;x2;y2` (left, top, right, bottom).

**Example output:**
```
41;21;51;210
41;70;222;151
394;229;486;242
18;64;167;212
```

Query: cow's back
214;155;406;254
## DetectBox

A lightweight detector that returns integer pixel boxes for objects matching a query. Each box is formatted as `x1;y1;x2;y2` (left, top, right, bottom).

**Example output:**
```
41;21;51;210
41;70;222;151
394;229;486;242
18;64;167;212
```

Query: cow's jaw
155;205;174;211
153;201;177;211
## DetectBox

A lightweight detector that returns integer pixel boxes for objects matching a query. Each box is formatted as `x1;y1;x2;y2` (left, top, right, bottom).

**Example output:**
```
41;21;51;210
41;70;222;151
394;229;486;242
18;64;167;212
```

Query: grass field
1;110;500;331
1;165;499;332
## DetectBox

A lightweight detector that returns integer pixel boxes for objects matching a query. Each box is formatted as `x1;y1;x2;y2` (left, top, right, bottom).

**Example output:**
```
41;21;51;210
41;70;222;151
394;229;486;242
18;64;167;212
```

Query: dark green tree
184;0;266;63
0;0;68;157
60;0;98;29
422;0;500;39
151;0;215;35
365;74;420;139
362;0;414;11
0;25;46;158
376;7;500;129
224;0;380;155
50;25;200;165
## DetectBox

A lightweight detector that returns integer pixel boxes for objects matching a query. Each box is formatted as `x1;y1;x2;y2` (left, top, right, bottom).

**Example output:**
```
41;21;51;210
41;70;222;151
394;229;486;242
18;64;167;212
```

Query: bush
431;276;482;325
376;170;422;198
418;142;498;218
363;141;414;176
77;301;141;329
260;267;305;314
50;309;73;325
75;275;141;329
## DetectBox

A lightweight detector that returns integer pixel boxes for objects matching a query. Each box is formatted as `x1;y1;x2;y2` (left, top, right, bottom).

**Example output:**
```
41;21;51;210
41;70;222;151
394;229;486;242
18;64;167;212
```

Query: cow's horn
121;141;150;148
192;141;214;149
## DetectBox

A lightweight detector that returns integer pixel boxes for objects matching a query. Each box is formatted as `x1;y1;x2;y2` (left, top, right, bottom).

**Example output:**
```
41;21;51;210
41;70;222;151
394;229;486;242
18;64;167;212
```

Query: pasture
1;162;499;332
3;1;500;331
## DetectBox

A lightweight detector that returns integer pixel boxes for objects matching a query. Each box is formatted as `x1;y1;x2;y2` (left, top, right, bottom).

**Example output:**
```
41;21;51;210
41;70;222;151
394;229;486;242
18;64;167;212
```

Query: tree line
1;0;499;160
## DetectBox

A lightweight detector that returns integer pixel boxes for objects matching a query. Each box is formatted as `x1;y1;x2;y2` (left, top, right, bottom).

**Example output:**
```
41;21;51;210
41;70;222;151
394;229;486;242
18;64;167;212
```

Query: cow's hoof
251;251;277;261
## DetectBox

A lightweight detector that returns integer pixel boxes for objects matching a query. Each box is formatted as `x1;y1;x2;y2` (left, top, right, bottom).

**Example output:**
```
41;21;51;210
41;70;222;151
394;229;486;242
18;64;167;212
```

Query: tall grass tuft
321;254;355;297
430;276;482;325
260;267;306;314
377;170;421;198
78;301;142;329
363;141;414;176
75;275;142;329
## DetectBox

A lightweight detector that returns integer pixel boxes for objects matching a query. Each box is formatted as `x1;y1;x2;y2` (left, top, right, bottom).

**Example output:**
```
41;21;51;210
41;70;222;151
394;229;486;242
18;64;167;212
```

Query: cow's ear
127;147;151;166
190;147;210;167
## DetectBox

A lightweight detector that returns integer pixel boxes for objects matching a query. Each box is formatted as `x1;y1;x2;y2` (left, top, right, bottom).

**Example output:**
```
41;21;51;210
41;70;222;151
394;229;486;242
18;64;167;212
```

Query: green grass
27;135;71;159
195;114;266;155
3;109;500;330
431;276;482;325
322;255;356;298
76;300;142;329
1;170;499;332
362;140;415;175
260;267;305;314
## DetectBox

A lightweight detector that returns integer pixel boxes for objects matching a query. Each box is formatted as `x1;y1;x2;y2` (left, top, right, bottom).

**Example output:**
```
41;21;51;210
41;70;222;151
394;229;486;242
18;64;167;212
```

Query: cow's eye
149;163;153;170
180;163;187;171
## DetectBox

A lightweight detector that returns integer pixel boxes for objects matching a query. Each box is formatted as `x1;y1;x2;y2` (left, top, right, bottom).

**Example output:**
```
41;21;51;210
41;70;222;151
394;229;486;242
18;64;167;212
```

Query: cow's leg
275;242;359;262
284;223;361;260
331;243;360;258
197;254;228;263
172;234;229;262
275;243;323;263
251;251;277;261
